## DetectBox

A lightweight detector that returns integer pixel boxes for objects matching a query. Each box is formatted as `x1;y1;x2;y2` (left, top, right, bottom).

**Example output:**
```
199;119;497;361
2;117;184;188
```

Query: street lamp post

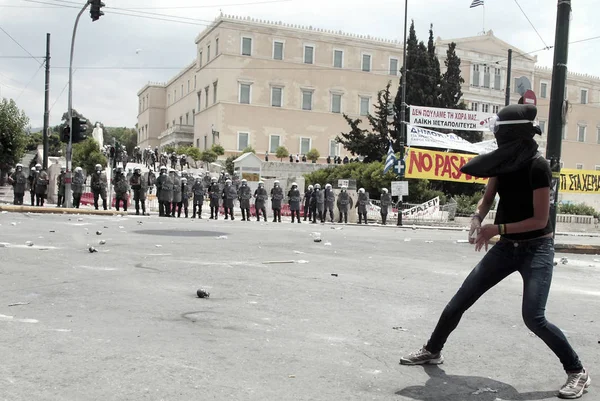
64;1;91;208
397;0;408;227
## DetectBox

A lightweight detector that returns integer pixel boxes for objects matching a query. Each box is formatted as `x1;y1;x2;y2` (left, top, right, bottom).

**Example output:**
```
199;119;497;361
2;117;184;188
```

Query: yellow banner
560;169;600;194
405;148;488;184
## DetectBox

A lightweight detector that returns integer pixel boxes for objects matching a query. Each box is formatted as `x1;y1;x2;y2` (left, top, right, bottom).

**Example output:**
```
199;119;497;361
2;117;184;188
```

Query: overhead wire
513;0;550;50
0;25;44;65
15;61;45;101
43;0;294;10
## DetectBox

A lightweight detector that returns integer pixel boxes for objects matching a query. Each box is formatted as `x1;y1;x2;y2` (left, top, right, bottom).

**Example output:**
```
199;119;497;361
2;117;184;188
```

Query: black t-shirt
494;156;554;240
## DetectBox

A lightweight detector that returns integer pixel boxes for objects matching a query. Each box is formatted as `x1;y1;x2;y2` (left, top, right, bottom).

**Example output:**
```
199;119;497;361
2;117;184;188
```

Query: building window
241;37;252;56
331;93;342;113
578;125;586;142
492;105;500;114
329;139;340;157
304;45;314;64
181;84;184;97
271;87;283;107
207;44;211;62
238;132;249;151
199;50;203;67
205;87;209;108
597;127;600;144
197;91;201;110
239;83;251;104
539;120;546;134
302;90;313;111
179;116;183;125
576;163;584;170
166;123;169;129
481;104;489;113
472;65;480;86
269;135;281;153
581;89;588;104
361;54;371;72
167;94;171;105
174;89;177;102
213;81;218;104
483;66;490;88
273;41;284;60
359;96;370;116
540;82;547;98
333;50;343;68
300;137;311;154
494;68;501;90
389;58;399;76
215;38;219;55
471;102;479;112
185;112;189;125
192;109;195;125
595;165;600;171
187;80;190;93
194;75;197;90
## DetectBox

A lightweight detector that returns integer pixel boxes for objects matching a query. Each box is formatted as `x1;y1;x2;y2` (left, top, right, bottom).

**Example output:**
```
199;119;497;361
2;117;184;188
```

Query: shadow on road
396;365;557;401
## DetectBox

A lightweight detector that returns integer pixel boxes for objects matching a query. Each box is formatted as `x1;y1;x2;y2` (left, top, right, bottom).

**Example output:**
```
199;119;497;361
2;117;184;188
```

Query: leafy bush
453;193;483;216
559;202;599;218
306;148;320;163
275;146;289;161
211;144;225;156
242;146;256;154
225;155;236;175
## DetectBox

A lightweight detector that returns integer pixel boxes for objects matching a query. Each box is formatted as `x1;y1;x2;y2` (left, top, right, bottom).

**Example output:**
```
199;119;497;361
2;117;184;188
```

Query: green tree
211;144;225;156
72;138;108;174
163;145;176;154
242;146;256;154
23;131;64;157
225;155;236;175
0;98;29;184
200;149;218;169
104;126;137;155
427;24;442;107
185;146;202;168
306;148;320;163
337;81;397;162
275;146;289;161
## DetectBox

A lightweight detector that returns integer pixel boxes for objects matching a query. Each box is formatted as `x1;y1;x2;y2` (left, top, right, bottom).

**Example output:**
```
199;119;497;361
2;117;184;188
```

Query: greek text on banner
410;105;495;132
405;148;488;184
560;169;600;194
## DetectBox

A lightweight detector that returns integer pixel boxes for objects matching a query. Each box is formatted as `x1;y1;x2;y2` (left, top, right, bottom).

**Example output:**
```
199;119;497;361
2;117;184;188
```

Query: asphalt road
1;213;599;401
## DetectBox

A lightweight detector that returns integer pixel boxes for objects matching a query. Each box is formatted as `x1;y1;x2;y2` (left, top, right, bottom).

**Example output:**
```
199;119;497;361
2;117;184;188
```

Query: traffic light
61;125;71;143
71;117;88;143
90;0;105;22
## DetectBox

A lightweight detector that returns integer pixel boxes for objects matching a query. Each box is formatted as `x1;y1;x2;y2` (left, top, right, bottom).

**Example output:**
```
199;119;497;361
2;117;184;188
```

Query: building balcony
158;124;194;148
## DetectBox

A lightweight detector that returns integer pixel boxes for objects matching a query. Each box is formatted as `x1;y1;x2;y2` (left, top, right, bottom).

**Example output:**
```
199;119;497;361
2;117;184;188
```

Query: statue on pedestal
92;122;104;149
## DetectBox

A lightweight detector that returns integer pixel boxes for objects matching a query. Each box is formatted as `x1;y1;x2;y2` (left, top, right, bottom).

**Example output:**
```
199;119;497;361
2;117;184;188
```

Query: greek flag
383;142;396;174
470;0;484;7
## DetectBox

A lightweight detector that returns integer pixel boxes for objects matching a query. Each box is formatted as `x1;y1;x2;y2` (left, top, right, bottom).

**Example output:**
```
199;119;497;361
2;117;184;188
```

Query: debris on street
196;289;210;298
88;246;98;253
216;235;228;239
472;388;498;395
96;231;102;235
99;240;106;245
392;326;408;331
331;273;338;277
25;241;34;247
8;302;30;307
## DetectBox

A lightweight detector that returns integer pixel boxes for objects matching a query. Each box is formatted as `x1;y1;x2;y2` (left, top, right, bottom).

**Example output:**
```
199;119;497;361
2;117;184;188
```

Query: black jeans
426;237;583;373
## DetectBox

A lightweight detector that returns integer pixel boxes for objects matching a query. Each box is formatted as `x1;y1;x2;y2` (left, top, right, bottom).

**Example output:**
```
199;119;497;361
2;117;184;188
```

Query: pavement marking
0;314;38;324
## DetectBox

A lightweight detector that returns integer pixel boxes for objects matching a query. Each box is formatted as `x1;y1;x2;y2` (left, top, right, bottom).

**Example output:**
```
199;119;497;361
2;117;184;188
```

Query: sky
0;0;598;130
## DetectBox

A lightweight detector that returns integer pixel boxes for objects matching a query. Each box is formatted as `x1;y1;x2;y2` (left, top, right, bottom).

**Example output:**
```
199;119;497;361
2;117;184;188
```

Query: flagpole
482;3;485;34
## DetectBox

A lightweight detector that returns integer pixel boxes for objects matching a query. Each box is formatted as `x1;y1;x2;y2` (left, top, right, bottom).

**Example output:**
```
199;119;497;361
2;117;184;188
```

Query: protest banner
405;148;488;184
410;105;495;132
407;124;497;154
402;196;440;219
560;169;600;194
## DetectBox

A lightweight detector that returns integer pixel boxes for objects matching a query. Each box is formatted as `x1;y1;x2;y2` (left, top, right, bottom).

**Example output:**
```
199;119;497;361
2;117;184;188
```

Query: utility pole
42;33;51;170
546;0;571;234
397;0;408;227
504;48;512;106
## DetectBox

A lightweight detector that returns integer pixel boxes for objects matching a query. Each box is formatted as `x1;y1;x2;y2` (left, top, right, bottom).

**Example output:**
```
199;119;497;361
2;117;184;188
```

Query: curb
0;205;122;216
488;236;600;255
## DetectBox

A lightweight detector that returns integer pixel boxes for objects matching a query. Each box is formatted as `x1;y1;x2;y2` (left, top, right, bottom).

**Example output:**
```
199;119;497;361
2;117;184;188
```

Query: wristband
471;214;482;222
498;224;506;235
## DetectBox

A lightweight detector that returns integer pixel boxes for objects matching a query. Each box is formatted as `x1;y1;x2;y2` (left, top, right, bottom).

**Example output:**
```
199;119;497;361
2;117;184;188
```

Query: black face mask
460;104;541;178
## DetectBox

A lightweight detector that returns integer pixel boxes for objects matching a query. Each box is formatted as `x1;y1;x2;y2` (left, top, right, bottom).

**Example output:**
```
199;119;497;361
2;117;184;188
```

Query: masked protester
28;164;40;206
323;183;335;223
356;188;369;224
336;185;351;223
287;182;301;223
254;181;268;222
380;188;392;225
303;185;313;221
113;167;129;212
8;163;27;205
222;179;237;220
91;164;108;210
35;166;49;207
72;167;85;208
56;166;66;207
400;105;590;400
191;177;205;219
271;180;284;223
238;179;252;221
